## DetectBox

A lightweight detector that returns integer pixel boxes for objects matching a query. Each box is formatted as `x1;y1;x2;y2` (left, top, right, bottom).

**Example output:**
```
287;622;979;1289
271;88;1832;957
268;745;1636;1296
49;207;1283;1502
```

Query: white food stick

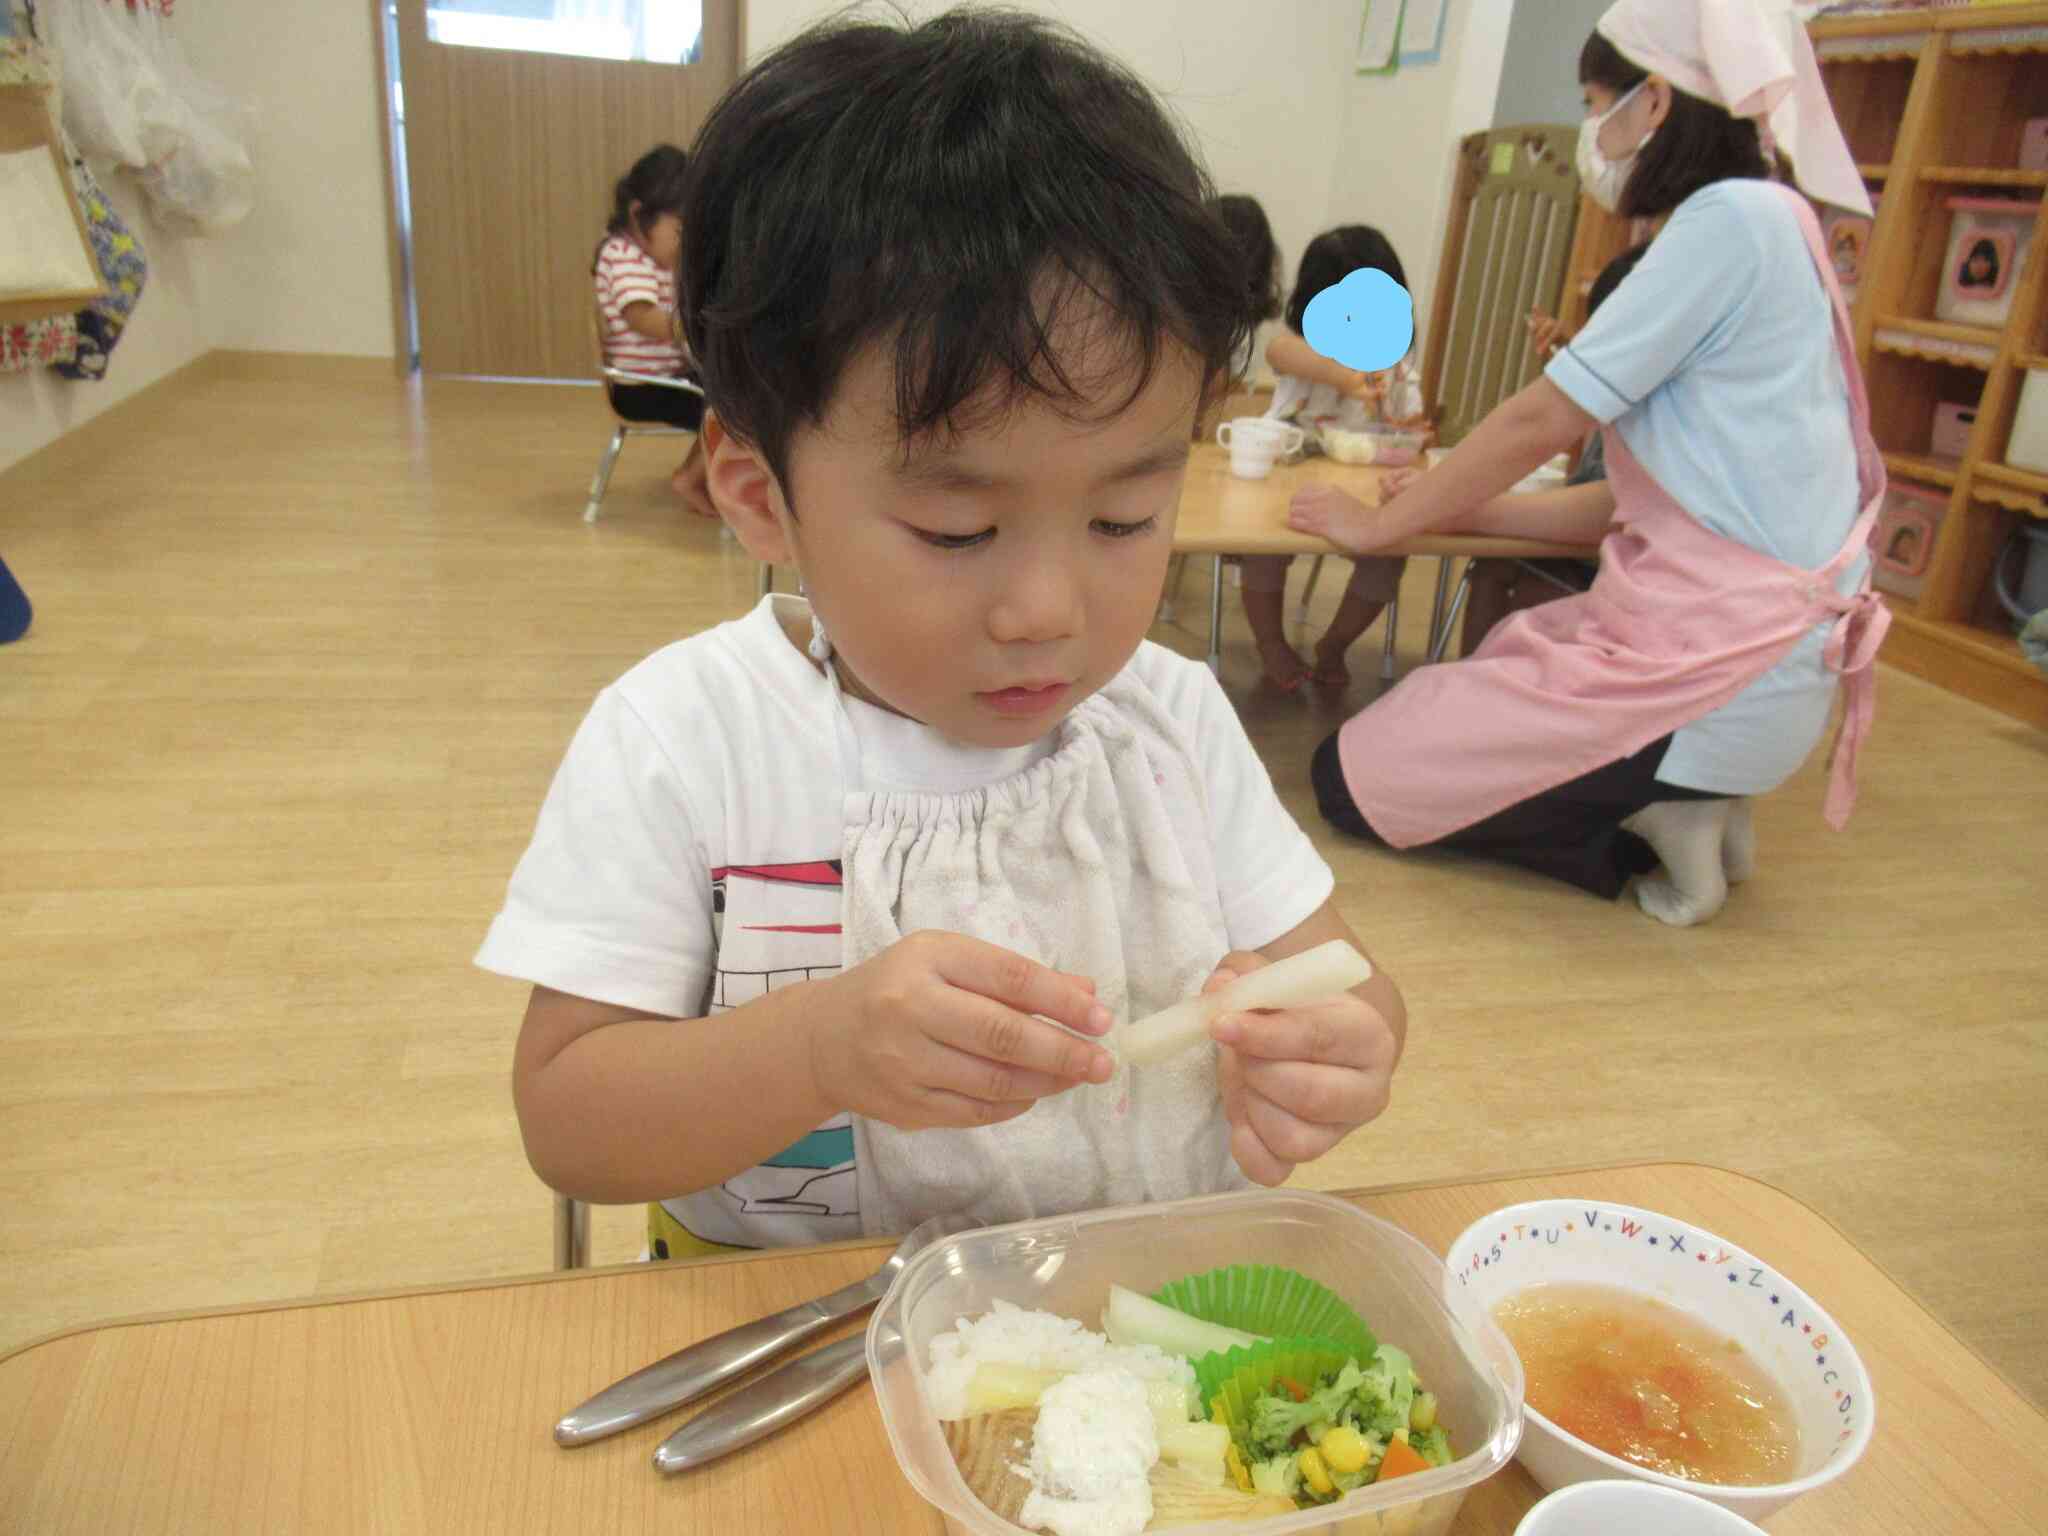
1120;939;1374;1067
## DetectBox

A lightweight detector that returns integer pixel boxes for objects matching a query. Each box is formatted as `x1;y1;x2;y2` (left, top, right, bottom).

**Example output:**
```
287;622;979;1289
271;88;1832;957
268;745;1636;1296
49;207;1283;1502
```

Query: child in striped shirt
593;145;705;500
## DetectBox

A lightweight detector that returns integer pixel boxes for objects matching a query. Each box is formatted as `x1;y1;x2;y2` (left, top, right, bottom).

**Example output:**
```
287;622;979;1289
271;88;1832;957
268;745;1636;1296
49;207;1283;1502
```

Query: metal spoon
554;1211;974;1448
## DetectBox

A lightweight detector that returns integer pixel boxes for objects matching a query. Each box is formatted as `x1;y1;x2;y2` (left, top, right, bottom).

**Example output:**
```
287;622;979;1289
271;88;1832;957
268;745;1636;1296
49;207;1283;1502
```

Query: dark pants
608;377;704;432
1311;731;1723;900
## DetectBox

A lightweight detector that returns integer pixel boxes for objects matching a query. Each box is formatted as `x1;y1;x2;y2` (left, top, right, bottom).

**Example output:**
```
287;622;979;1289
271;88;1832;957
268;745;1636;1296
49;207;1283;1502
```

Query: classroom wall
747;0;1509;364
1324;0;1512;331
1491;0;1608;130
2;0;395;476
174;0;397;358
0;176;214;476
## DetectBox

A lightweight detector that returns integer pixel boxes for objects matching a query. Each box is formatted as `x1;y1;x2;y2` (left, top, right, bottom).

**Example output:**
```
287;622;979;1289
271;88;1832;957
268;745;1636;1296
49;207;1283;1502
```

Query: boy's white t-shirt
476;596;1333;1252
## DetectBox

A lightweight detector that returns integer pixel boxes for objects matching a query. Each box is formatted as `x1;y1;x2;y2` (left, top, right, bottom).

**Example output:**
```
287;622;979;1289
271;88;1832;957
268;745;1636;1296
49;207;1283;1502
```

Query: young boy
479;10;1406;1259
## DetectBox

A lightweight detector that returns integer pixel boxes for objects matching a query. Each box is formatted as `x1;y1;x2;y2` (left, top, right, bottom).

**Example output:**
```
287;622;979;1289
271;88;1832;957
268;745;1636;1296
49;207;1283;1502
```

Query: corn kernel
1319;1425;1369;1475
1299;1447;1334;1495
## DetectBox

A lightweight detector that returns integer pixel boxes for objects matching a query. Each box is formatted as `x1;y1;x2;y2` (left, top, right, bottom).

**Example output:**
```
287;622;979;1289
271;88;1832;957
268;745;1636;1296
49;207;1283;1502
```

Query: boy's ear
702;413;795;566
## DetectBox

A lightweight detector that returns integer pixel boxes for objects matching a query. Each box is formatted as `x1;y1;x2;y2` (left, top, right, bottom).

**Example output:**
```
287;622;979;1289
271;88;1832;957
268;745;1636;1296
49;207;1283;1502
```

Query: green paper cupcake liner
1153;1264;1377;1365
1196;1337;1359;1451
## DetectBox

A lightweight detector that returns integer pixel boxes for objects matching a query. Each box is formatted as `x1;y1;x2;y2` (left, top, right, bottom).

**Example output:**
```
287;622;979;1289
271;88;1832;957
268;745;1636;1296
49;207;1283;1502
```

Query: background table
5;1163;2042;1533
1172;444;1594;674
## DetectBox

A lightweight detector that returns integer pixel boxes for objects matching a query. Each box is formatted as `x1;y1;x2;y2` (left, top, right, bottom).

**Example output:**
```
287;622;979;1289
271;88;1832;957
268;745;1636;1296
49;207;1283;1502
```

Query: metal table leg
1425;556;1454;660
1428;567;1474;663
1379;587;1400;681
1207;554;1225;676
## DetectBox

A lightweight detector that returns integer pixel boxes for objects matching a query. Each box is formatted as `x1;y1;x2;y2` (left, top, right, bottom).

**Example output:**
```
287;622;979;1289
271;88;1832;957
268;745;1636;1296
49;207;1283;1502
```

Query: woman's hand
810;932;1114;1132
1526;307;1569;358
1200;953;1397;1187
1288;483;1389;556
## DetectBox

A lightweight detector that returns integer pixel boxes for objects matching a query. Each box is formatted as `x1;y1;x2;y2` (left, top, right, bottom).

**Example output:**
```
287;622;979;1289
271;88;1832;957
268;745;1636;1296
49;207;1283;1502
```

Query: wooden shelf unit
1558;5;2048;728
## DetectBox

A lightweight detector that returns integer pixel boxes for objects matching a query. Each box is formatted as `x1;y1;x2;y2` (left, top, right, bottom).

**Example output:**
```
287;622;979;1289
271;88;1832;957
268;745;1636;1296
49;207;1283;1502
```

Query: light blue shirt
1546;179;1868;795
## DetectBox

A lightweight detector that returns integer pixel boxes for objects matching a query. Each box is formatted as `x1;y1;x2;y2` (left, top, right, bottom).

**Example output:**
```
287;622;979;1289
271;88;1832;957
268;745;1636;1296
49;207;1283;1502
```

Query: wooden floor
4;354;2045;1415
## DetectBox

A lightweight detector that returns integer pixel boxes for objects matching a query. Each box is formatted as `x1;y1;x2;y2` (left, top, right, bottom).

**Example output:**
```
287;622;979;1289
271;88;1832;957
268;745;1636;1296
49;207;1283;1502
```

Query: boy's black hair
1214;194;1283;327
1283;226;1407;337
1578;32;1768;219
604;144;690;242
677;8;1248;488
1587;242;1649;316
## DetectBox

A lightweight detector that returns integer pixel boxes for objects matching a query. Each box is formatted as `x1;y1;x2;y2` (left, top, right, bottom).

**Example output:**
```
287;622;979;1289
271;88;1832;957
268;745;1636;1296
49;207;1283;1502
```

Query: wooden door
393;0;738;379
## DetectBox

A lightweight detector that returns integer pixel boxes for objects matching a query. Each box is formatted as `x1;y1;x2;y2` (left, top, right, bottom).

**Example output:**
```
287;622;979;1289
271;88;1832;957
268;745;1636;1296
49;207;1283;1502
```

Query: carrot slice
1375;1437;1433;1482
1277;1377;1308;1403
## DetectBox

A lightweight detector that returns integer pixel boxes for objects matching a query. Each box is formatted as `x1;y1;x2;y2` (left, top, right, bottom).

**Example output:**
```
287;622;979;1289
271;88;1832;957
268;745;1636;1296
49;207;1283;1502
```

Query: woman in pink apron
1289;0;1888;927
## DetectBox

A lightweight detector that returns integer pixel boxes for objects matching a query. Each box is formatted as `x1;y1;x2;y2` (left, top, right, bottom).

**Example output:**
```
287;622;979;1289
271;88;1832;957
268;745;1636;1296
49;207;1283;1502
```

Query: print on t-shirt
662;859;860;1248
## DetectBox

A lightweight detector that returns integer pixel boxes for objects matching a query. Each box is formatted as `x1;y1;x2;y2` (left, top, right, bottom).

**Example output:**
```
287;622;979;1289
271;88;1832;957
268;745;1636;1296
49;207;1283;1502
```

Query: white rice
925;1299;1196;1421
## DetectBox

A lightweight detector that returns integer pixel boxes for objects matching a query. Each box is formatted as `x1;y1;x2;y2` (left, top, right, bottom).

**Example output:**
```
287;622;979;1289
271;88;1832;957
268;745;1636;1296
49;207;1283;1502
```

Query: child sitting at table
1242;226;1425;692
479;10;1406;1260
593;144;705;502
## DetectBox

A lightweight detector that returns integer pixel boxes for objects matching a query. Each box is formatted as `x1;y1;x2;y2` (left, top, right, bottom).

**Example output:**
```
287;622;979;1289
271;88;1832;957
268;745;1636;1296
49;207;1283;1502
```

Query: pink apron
1338;185;1890;849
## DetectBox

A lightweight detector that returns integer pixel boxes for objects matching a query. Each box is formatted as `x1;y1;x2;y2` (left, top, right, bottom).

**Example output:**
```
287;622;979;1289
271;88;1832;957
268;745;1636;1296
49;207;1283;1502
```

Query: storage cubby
1821;57;1918;167
1816;5;2048;726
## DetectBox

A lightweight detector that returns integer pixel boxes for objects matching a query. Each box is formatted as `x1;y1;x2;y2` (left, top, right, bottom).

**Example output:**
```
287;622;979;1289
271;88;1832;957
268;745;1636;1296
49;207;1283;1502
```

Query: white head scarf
1595;0;1873;216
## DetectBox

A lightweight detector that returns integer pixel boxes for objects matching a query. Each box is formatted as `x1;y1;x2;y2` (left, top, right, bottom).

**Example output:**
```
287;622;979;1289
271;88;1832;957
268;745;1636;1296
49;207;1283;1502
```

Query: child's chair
556;1192;590;1269
585;305;707;524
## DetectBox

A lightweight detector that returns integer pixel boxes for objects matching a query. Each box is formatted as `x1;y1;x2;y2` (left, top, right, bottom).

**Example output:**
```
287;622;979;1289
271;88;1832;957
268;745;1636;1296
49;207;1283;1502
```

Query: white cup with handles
1216;417;1305;480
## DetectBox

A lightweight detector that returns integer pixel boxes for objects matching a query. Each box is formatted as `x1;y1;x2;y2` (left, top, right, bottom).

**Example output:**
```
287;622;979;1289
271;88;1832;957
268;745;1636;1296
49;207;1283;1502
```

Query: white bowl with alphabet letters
1444;1199;1874;1524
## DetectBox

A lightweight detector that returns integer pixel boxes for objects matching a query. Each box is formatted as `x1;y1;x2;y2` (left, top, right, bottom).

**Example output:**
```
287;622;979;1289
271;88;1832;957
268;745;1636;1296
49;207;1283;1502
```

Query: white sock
1722;799;1756;884
1622;799;1731;927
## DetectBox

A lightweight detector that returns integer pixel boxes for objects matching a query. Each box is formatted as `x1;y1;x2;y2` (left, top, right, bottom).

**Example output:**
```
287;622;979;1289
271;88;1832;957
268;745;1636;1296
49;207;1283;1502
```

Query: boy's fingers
1210;1000;1386;1070
1200;949;1266;996
1244;1088;1342;1168
1231;1118;1293;1188
936;936;1112;1037
920;1087;1039;1129
925;1041;1081;1108
1235;1057;1368;1128
942;999;1114;1086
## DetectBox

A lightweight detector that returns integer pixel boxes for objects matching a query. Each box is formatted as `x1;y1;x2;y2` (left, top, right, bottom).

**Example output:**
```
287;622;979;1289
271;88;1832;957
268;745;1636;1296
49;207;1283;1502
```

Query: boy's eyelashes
908;516;1161;551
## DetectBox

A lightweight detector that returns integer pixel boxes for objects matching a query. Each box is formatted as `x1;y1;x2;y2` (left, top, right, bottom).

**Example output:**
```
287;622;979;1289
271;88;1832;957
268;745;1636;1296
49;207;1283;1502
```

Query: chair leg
1429;568;1474;663
1207;555;1225;676
1159;553;1190;623
1295;555;1326;628
584;427;627;523
1379;587;1401;681
554;1193;591;1270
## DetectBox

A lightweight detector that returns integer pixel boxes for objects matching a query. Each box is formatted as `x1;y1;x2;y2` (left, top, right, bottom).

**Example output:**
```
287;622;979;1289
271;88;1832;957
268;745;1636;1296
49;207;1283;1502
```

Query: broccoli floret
1245;1363;1365;1459
1347;1345;1417;1440
1249;1453;1302;1501
1410;1424;1454;1468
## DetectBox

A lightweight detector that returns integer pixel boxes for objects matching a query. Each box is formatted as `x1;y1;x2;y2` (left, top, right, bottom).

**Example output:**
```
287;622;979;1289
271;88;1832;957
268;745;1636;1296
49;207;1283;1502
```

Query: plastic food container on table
866;1188;1525;1536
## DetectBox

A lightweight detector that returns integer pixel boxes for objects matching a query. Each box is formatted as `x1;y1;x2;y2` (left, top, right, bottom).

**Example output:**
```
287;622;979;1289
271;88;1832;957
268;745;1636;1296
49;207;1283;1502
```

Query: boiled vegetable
1121;940;1374;1067
1158;1420;1231;1486
1375;1436;1433;1482
963;1362;1066;1415
1103;1283;1264;1360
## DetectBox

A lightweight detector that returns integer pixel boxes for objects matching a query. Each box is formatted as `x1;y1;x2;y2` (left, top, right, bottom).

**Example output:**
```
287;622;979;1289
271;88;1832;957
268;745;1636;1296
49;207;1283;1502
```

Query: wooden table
1172;444;1594;674
5;1163;2042;1533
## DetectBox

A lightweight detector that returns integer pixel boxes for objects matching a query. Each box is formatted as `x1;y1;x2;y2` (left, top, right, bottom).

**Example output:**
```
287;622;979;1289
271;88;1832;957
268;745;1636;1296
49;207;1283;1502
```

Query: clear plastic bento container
866;1189;1524;1536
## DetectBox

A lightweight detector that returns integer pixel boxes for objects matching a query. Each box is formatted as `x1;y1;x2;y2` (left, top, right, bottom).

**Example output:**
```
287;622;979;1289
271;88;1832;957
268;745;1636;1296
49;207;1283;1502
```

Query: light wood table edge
8;1160;2035;1419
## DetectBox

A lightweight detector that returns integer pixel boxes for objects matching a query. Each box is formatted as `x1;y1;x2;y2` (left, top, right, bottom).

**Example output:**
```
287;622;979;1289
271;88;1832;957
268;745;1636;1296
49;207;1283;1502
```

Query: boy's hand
1203;951;1397;1187
812;931;1115;1133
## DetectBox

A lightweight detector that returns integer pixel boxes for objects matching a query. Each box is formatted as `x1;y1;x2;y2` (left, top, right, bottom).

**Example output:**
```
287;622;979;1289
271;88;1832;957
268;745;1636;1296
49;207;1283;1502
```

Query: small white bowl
1515;1480;1768;1535
1445;1199;1874;1525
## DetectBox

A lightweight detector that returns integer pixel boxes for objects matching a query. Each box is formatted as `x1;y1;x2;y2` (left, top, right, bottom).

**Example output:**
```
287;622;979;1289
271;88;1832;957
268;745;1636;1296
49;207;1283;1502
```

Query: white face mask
1576;81;1650;214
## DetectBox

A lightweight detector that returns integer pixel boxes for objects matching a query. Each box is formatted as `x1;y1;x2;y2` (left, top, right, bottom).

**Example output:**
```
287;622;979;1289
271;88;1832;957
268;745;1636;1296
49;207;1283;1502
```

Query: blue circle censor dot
1302;268;1414;373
